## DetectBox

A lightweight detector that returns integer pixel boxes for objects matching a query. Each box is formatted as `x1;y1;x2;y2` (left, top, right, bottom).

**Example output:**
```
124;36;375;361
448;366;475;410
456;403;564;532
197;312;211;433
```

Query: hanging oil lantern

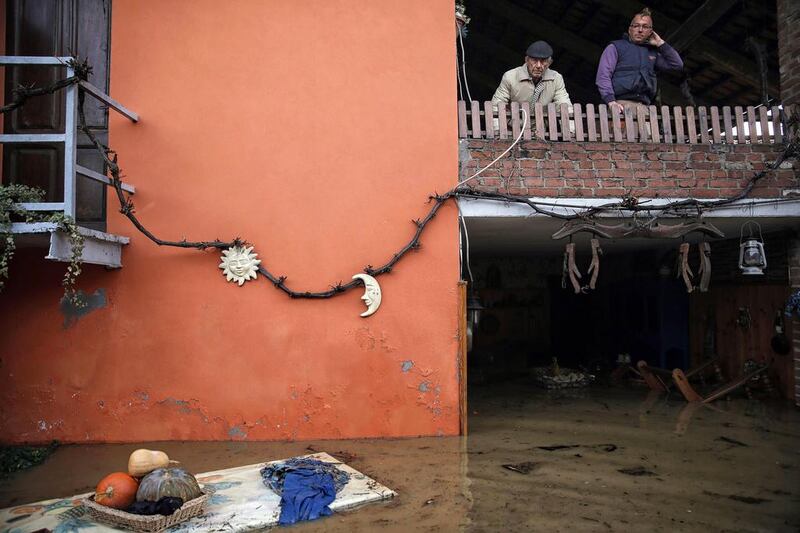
738;221;767;275
466;291;484;352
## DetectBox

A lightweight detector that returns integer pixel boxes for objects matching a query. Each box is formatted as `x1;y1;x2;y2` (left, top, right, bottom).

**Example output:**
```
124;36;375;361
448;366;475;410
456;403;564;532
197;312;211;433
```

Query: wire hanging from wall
1;61;798;302
455;2;473;104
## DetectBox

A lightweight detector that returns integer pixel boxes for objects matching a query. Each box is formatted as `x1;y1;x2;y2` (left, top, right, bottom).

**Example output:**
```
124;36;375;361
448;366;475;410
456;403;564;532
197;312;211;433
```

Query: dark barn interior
459;0;779;107
461;222;799;530
465;230;795;398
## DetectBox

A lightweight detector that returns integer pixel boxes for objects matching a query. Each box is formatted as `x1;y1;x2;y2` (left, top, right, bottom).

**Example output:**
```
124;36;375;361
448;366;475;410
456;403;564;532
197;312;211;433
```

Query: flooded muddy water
2;382;799;532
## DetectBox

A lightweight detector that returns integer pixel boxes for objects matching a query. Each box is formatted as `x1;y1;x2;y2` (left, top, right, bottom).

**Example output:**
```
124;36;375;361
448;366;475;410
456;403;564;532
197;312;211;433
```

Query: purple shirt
595;41;683;103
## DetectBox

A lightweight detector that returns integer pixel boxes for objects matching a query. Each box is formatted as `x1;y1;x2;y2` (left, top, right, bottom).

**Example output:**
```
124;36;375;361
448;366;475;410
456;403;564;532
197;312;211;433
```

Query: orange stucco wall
0;0;460;443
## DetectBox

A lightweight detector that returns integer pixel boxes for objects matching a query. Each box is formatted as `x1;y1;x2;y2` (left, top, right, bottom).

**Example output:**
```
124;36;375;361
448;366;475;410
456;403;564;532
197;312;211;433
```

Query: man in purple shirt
595;8;683;114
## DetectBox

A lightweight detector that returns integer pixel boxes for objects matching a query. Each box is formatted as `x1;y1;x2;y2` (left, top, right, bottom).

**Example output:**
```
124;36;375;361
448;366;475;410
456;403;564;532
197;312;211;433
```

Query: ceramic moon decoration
352;273;382;317
219;245;261;286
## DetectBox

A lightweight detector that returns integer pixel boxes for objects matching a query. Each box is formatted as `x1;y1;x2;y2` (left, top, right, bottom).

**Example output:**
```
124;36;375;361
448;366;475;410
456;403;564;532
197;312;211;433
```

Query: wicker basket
82;492;210;532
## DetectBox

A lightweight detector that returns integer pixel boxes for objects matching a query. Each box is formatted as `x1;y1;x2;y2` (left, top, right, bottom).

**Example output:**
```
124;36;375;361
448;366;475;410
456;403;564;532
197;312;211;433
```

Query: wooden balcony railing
457;101;793;145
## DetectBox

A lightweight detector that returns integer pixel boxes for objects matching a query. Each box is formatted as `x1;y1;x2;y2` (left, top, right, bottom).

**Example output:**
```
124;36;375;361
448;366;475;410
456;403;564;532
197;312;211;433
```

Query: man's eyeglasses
630;24;652;30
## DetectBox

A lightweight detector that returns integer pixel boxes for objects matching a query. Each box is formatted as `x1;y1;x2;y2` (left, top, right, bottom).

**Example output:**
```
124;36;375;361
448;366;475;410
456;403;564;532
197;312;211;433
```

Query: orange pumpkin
95;472;139;509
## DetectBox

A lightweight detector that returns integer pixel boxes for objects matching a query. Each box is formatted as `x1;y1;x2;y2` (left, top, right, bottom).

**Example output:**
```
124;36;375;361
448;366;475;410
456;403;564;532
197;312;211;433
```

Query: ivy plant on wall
0;183;85;307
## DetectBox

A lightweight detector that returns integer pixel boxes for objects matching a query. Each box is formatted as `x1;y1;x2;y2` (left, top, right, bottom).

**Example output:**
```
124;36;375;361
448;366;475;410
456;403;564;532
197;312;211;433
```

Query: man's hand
609;101;625;114
647;31;665;47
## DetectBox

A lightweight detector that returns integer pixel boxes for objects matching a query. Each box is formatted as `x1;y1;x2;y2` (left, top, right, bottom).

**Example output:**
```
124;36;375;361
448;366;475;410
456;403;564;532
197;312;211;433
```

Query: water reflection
1;382;798;532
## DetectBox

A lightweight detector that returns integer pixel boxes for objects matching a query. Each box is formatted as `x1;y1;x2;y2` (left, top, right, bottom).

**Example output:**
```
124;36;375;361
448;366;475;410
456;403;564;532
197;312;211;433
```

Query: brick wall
778;0;800;105
788;236;800;406
777;0;800;406
461;140;798;199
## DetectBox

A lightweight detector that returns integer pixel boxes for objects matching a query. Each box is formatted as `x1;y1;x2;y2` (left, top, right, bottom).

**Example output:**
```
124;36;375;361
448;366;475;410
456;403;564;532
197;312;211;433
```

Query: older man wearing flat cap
491;41;571;106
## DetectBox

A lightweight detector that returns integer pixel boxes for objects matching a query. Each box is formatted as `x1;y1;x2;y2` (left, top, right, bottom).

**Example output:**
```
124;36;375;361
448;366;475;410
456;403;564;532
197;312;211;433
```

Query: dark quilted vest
610;36;658;104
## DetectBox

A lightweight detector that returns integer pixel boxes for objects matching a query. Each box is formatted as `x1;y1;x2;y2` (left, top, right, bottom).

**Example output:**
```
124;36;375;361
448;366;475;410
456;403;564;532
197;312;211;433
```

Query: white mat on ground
0;452;396;532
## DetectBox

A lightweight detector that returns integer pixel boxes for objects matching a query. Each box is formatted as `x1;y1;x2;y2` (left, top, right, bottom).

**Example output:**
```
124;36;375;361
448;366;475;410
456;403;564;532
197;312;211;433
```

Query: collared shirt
491;65;572;106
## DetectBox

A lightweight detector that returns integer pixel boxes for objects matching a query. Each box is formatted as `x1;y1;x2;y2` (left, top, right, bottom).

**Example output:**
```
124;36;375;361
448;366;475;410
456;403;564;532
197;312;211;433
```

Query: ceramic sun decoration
219;246;261;286
352;273;382;317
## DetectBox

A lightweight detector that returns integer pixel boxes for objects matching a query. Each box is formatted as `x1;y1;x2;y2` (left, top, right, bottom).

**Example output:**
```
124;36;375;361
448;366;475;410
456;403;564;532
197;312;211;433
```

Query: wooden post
661;105;673;143
498;103;509;140
471;100;482;139
458;101;468;138
771;105;783;143
624;105;637;142
674;106;685;143
457;281;468;436
586;103;597;141
710;106;722;144
483;101;495;140
686;107;698;143
521;102;532;140
698;106;710;144
599;104;610;142
746;106;758;144
723;106;734;144
734;106;746;144
649;105;660;143
611;105;623;142
547;103;559;141
637;105;649;142
534;103;545;140
758;106;770;144
574;103;585;142
560;103;571;141
511;101;521;139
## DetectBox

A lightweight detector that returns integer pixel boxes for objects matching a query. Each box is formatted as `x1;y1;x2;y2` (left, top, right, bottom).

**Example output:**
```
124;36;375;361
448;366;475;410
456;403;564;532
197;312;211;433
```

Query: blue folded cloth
278;468;336;525
260;457;350;526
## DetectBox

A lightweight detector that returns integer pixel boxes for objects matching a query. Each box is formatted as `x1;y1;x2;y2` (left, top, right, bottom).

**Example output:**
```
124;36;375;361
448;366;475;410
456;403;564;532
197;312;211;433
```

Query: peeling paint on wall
414;379;447;419
157;397;211;423
379;332;397;353
228;425;247;439
36;419;64;432
353;327;376;351
134;391;150;402
401;360;414;372
60;289;107;327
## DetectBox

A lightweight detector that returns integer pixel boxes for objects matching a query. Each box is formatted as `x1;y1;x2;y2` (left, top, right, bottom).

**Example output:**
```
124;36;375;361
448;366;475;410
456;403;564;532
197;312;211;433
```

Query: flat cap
526;40;553;59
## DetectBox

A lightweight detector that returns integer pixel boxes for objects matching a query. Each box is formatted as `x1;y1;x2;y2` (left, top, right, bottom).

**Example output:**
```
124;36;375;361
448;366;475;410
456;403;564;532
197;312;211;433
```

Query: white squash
127;449;170;477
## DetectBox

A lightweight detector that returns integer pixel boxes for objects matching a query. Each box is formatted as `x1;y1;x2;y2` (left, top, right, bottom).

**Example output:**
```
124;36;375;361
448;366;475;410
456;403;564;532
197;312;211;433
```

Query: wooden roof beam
667;0;739;52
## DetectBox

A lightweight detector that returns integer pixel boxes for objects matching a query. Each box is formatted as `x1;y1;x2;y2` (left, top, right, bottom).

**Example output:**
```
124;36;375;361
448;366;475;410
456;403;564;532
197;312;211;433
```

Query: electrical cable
456;55;464;101
456;194;800;212
457;201;474;283
457;23;473;103
5;69;799;302
454;108;529;188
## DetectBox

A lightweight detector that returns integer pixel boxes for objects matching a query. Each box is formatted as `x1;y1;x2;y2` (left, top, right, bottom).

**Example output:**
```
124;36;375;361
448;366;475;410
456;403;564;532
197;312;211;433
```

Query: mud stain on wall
60;289;107;328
